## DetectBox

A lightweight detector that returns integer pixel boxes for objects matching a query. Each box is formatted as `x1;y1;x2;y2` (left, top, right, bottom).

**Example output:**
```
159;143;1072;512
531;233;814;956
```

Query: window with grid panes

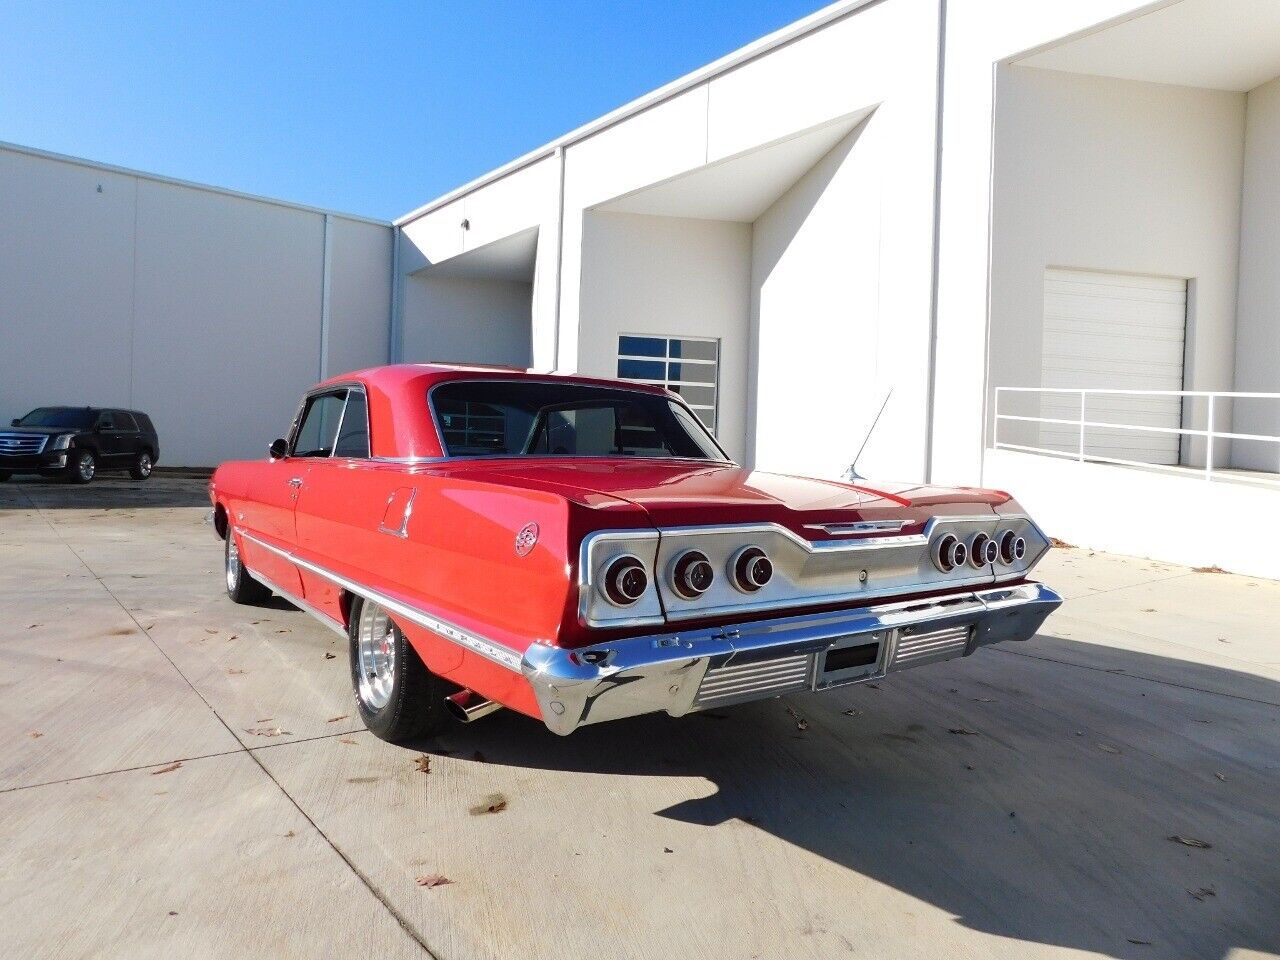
615;335;719;434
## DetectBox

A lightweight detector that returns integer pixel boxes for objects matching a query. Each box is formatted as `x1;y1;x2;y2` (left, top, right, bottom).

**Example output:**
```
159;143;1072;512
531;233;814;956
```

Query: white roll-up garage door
1040;268;1187;465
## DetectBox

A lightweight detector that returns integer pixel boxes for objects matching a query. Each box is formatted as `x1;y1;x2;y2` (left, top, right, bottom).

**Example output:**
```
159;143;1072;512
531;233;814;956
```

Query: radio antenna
845;388;892;481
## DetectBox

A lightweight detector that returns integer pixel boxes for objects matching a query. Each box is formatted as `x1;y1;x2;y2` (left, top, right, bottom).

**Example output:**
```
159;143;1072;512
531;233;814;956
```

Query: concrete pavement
2;477;1277;960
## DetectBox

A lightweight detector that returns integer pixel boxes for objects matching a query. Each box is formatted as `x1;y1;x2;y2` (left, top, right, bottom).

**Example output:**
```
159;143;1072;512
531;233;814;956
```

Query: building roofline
0;139;389;227
393;0;882;227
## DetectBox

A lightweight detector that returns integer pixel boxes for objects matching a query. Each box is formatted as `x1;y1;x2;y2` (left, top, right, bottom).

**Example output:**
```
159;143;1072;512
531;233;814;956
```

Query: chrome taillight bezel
670;549;715;599
599;554;650;607
728;545;774;593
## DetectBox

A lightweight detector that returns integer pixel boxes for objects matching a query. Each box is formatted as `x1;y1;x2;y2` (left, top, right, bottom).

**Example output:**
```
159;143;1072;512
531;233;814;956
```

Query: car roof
307;363;678;459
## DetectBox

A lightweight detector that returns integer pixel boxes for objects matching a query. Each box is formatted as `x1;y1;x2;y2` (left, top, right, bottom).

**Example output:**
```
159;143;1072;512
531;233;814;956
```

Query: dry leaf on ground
416;874;453;888
413;755;431;774
1167;835;1212;849
150;762;182;775
327;715;348;723
470;794;508;815
244;726;290;737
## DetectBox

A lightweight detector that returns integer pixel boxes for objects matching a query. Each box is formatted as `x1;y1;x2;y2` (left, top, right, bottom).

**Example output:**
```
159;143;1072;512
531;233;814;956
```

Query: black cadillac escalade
0;407;160;484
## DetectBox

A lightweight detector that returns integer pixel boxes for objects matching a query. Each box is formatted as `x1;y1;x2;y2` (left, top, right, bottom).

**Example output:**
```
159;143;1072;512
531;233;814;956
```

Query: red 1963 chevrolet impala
209;364;1061;741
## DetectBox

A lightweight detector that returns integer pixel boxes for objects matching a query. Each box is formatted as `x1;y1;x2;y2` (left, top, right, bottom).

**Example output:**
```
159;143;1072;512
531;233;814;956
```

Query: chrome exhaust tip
445;689;502;723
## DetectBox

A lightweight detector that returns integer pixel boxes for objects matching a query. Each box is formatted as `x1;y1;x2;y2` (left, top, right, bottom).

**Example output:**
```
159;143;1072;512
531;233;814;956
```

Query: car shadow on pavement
413;637;1280;960
0;475;211;510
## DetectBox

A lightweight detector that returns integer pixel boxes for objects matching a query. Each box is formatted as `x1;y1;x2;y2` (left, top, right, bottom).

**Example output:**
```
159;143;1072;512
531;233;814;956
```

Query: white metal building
2;0;1278;577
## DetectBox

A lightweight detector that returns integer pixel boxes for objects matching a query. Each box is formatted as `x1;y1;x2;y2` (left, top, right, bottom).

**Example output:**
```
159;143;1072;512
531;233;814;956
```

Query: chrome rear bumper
522;582;1062;735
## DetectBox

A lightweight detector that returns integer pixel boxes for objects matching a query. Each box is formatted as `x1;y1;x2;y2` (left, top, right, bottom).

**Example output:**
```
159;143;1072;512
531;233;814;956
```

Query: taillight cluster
932;529;1026;573
596;544;775;607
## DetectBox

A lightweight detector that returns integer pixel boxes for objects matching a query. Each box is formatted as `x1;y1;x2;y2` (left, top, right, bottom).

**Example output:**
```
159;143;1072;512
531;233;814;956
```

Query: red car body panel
211;364;1055;729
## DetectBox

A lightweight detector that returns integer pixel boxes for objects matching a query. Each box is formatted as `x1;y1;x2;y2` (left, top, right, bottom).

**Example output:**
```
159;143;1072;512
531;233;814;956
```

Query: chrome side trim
250;568;349;639
239;530;523;671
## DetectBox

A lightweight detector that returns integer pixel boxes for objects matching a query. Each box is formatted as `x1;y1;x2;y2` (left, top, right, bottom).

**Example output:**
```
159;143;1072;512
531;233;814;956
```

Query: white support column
319;213;333;380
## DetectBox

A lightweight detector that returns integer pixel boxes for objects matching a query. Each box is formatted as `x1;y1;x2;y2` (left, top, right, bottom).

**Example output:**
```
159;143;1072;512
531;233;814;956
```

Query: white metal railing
992;388;1280;488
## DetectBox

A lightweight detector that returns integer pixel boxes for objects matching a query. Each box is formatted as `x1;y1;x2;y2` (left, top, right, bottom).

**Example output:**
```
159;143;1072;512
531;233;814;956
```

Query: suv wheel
69;450;96;484
130;450;154;481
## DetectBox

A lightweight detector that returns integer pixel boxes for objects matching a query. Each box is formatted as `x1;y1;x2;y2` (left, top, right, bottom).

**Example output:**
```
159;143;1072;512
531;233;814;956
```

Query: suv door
112;411;141;461
92;410;125;461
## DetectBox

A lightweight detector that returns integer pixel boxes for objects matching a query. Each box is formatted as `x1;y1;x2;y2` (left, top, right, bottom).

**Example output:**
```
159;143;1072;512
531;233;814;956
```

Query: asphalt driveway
2;476;1277;960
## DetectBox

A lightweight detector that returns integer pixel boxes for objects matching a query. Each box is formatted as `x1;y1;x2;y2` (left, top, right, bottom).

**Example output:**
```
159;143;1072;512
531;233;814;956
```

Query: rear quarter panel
292;462;575;718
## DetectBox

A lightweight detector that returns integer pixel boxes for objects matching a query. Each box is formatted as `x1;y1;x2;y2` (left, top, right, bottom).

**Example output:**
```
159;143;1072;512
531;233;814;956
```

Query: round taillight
730;546;773;593
969;533;999;568
671;550;714;599
599;555;648;606
932;534;968;572
998;530;1027;565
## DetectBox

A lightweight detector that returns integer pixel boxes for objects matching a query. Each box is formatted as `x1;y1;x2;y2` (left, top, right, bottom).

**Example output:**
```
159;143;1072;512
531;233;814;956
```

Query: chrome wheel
138;453;152;477
76;452;95;482
225;531;241;593
355;601;397;711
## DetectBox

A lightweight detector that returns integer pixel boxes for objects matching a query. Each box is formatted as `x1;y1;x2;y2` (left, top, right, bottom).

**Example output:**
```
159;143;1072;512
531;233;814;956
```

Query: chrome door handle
288;477;303;487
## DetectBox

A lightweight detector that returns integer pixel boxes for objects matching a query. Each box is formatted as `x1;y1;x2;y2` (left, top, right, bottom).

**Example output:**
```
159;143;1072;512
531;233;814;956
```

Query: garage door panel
1041;268;1187;466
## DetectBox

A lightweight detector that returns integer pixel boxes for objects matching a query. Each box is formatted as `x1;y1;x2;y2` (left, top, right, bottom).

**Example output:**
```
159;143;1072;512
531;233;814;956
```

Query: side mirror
9;419;18;427
269;438;289;460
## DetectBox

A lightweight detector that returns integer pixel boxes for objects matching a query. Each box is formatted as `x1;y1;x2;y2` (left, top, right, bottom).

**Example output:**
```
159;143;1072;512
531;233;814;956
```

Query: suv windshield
15;408;95;430
431;381;727;460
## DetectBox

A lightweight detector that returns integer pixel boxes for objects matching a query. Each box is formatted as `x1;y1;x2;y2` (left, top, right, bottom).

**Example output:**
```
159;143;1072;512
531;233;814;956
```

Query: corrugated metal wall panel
1040;268;1187;465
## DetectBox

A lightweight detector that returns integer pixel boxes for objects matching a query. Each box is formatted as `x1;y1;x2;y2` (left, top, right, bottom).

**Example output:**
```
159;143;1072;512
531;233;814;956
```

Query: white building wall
987;67;1245;462
400;276;534;369
932;0;1191;485
0;144;392;467
577;212;752;460
750;120;892;479
397;156;559;369
1234;74;1280;471
560;0;943;479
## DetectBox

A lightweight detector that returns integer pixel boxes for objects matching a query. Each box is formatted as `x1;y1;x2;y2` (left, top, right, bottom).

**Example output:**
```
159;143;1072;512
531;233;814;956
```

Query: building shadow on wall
418;636;1280;960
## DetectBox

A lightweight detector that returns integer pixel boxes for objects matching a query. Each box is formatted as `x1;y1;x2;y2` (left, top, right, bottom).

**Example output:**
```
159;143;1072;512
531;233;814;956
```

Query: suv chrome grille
695;654;812;707
889;624;971;671
0;433;47;455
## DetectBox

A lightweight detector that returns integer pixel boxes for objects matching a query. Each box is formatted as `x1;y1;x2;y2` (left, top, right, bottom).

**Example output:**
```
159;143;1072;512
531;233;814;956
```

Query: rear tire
225;527;271;605
68;450;96;484
349;597;455;743
129;450;154;481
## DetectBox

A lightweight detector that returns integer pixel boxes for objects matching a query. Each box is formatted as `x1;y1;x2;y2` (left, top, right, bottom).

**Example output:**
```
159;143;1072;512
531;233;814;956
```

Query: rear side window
135;414;155;433
333;390;370;458
113;411;138;431
292;392;346;457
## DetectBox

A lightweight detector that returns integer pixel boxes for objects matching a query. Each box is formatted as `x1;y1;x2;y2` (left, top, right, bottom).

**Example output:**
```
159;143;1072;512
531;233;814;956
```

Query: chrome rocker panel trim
238;529;524;670
522;581;1063;736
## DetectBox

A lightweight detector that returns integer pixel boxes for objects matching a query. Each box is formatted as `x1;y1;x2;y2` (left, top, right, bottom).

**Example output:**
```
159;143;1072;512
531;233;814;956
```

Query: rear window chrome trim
425;378;733;463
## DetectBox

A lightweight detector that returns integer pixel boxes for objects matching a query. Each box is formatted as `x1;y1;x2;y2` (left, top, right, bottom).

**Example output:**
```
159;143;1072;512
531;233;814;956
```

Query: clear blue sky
0;1;831;220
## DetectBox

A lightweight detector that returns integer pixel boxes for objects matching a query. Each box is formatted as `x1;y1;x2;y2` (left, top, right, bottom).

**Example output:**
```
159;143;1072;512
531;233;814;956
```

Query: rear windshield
15;408;95;429
431;381;727;460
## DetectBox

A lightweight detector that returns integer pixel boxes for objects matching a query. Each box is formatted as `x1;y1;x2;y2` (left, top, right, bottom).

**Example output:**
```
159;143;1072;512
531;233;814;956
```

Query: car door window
333;390;370;458
291;393;346;457
114;411;138;431
95;411;115;431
